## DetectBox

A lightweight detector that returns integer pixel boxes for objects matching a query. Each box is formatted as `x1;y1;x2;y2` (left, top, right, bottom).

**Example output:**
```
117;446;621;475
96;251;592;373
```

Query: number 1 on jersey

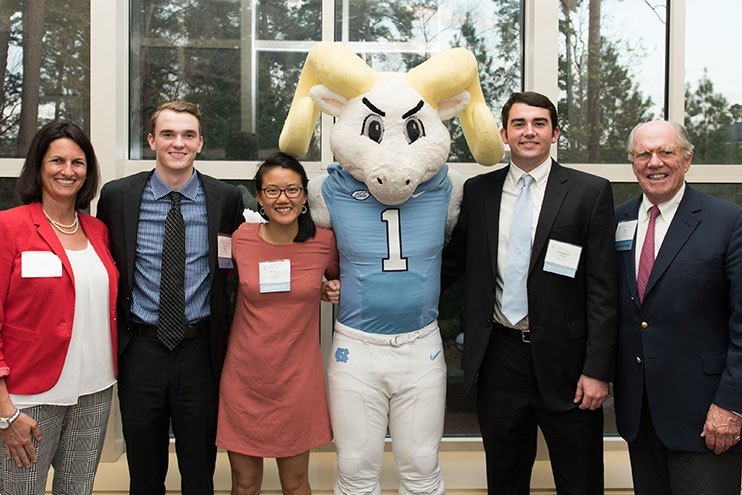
381;208;408;271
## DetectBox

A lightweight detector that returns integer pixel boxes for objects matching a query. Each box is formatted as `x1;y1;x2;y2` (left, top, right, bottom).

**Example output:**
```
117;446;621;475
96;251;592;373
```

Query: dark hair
16;122;100;210
255;152;316;242
150;101;202;135
501;91;559;132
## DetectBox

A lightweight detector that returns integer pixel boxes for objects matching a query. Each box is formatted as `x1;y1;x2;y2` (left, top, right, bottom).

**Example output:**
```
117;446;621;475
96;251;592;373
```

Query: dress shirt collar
150;169;200;202
639;182;685;223
506;157;552;191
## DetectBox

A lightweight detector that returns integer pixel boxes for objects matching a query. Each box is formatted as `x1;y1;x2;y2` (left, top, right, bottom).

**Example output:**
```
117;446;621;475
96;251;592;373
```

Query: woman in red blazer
0;122;118;494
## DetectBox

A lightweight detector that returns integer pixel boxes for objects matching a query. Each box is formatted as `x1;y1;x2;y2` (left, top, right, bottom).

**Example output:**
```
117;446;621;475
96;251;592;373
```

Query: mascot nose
375;175;411;186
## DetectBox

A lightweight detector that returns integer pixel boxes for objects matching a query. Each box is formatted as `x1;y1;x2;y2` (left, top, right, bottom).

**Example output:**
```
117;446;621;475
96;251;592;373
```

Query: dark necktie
637;205;659;303
158;191;186;350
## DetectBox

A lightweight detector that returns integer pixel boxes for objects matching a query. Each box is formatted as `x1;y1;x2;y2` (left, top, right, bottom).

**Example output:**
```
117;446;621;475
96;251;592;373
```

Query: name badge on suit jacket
615;220;637;252
21;251;63;278
543;240;582;278
217;233;234;269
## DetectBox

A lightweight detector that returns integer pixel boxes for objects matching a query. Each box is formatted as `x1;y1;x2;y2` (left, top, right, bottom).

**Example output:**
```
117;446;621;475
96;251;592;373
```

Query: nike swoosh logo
429;350;441;361
411;190;426;198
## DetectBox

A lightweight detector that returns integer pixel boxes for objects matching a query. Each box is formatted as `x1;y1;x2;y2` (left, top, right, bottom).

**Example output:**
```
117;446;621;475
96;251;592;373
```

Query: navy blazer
442;160;618;411
614;185;742;452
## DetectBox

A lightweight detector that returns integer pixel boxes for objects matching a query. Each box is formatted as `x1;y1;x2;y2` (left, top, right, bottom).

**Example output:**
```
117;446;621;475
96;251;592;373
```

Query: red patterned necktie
637;205;659;303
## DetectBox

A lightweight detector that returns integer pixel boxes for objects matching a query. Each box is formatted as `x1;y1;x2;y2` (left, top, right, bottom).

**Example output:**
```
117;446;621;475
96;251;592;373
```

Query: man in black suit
614;120;742;494
97;101;244;494
442;91;617;494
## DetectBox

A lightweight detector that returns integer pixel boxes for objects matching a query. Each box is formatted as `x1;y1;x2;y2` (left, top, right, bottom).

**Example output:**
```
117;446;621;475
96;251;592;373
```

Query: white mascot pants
328;321;447;495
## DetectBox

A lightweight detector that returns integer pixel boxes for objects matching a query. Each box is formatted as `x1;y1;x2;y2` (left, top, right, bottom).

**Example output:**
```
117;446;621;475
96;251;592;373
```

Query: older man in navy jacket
614;120;742;494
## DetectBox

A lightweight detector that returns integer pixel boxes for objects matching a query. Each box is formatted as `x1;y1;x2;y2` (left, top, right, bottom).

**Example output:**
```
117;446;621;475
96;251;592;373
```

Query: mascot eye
404;117;426;144
361;114;384;143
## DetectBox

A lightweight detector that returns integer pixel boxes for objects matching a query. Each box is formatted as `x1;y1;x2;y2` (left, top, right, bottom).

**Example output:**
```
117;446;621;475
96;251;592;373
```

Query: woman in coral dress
217;152;339;494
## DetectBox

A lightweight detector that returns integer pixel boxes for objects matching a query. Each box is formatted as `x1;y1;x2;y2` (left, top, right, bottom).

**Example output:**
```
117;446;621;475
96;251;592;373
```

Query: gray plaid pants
0;386;113;495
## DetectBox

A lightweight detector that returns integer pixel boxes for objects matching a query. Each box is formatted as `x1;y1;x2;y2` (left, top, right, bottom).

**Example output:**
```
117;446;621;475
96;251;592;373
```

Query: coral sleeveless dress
217;223;338;457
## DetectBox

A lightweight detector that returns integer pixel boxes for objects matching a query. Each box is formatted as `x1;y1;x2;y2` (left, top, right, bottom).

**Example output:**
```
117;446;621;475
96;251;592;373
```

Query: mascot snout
366;167;419;205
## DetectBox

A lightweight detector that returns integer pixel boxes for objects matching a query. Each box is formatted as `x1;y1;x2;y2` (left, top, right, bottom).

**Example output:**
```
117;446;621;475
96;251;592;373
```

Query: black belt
130;319;210;339
493;322;530;343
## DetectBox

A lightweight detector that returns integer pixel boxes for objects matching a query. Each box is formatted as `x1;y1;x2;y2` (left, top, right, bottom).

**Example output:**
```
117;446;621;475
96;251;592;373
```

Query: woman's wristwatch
0;409;20;430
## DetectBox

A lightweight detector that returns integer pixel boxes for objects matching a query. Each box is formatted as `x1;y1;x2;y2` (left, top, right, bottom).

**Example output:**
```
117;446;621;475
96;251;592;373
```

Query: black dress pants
118;332;218;495
476;329;604;495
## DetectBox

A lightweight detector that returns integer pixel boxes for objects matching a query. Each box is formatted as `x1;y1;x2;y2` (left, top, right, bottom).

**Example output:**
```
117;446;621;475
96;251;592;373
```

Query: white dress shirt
634;183;686;281
494;158;552;329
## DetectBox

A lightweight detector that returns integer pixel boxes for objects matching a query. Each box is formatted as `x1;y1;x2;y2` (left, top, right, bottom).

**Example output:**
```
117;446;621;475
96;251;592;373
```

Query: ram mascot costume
279;43;504;494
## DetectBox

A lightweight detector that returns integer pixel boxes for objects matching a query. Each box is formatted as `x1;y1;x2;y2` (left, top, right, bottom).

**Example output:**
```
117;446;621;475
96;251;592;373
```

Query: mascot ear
309;84;348;117
437;90;470;121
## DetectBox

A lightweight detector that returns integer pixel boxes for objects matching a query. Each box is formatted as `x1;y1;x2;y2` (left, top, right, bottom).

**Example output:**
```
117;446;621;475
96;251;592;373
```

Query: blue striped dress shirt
131;171;210;325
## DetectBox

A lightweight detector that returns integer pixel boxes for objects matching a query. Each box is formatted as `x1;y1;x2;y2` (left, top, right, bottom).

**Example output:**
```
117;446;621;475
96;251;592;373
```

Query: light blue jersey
323;163;452;334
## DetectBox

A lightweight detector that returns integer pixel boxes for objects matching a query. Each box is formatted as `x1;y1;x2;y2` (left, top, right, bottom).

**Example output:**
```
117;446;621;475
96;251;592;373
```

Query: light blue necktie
502;174;534;325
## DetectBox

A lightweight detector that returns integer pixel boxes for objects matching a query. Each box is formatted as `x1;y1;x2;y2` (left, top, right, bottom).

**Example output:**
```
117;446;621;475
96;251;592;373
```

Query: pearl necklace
43;209;79;235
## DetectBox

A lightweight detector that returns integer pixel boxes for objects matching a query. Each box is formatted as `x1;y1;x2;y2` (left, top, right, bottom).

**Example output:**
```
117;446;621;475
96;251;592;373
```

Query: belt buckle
522;331;531;344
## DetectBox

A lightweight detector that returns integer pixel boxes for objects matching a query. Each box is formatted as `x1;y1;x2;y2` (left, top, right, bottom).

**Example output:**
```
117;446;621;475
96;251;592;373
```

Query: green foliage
685;69;742;164
447;0;521;163
0;0;90;157
557;1;653;163
336;0;427;43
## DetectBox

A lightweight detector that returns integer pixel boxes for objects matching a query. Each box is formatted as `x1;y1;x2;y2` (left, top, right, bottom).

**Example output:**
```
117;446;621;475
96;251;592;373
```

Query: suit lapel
644;186;701;299
484;169;507;283
530;160;567;274
29;203;74;282
200;173;222;285
619;198;642;308
123;173;150;290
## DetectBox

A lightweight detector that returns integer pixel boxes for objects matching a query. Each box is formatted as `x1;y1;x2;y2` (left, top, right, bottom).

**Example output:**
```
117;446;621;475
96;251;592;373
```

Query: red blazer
0;202;119;394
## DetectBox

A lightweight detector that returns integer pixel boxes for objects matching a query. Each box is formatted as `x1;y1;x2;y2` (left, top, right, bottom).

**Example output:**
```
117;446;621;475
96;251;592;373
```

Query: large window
0;177;21;210
130;0;522;165
129;0;321;161
0;0;90;158
557;0;667;163
684;0;742;164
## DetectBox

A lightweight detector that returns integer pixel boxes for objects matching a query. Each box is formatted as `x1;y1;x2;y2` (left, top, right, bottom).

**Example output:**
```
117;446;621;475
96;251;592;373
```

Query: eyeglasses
260;186;304;199
628;146;686;164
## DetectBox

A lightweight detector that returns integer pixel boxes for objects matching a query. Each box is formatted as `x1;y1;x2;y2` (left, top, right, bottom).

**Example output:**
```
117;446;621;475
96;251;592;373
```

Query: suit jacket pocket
550;223;583;245
567;319;587;340
702;351;727;375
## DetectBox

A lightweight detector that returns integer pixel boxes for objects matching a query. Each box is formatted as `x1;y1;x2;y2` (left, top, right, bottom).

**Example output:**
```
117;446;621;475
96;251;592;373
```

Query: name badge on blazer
217;233;234;269
615;220;637;252
543;240;582;278
21;251;63;278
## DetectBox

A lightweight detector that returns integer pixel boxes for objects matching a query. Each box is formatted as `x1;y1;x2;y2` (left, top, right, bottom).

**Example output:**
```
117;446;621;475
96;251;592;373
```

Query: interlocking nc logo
335;347;350;363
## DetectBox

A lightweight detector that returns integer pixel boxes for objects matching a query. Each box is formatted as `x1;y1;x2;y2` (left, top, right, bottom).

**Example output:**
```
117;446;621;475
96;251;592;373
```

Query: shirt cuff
0;367;9;378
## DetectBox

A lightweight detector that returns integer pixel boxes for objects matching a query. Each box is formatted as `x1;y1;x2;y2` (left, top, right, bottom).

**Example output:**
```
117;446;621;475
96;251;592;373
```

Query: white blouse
11;242;116;408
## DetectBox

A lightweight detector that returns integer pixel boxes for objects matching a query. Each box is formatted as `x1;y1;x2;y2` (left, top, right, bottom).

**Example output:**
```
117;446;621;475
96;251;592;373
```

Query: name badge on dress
259;259;291;293
543;240;582;278
615;220;637;252
21;251;63;278
217;233;234;269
